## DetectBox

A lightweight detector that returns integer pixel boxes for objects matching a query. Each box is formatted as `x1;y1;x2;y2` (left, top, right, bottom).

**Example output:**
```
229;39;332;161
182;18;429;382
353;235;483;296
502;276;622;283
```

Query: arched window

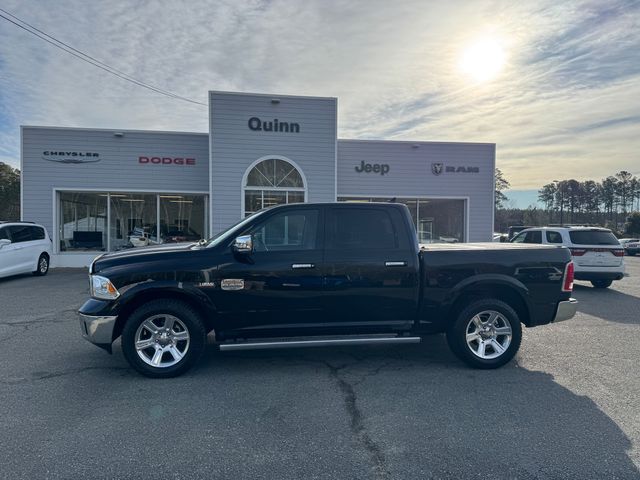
243;157;306;216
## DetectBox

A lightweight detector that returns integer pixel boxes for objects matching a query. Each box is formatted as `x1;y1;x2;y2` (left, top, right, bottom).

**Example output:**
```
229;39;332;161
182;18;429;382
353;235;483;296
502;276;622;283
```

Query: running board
219;336;421;352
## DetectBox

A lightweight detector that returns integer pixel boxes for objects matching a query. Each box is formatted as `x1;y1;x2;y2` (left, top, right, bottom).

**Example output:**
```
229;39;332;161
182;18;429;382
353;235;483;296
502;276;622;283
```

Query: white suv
0;222;52;279
511;226;625;288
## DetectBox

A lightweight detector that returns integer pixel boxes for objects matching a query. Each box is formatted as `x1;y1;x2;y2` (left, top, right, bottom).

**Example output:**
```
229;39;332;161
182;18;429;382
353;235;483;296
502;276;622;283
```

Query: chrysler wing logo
431;163;444;175
42;151;101;164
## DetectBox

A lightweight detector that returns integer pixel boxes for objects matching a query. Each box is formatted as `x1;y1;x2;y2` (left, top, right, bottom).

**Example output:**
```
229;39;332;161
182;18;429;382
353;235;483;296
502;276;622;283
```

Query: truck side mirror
232;235;253;254
0;239;11;249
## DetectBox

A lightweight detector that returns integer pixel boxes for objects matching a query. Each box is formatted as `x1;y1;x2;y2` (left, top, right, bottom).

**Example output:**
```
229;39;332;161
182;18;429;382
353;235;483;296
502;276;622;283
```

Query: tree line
0;162;20;221
495;169;640;236
537;171;640;225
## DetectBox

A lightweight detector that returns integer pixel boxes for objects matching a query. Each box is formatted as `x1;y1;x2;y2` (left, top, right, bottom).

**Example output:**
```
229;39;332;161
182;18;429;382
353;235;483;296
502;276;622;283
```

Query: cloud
0;0;638;189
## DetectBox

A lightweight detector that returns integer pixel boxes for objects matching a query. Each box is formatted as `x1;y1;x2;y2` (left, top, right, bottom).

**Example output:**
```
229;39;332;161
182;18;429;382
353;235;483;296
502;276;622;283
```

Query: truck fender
445;273;532;313
111;281;218;340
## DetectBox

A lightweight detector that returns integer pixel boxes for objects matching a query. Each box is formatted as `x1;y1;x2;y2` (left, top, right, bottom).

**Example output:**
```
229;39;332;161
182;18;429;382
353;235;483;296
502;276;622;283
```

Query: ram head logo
431;163;444;176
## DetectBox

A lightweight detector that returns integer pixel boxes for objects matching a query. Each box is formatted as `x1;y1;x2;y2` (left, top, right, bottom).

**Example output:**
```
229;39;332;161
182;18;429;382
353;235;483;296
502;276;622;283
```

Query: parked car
619;238;640;256
510;226;624;288
507;225;533;241
162;227;201;244
493;233;508;242
0;221;52;279
79;202;577;378
128;227;161;248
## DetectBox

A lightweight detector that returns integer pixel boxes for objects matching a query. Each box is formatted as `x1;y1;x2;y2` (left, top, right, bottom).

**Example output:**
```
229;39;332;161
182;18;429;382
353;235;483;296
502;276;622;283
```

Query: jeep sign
355;160;390;175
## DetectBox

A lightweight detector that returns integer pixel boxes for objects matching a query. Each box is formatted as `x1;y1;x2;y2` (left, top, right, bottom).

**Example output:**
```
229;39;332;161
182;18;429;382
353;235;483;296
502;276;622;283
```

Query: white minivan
0;222;52;279
511;226;625;288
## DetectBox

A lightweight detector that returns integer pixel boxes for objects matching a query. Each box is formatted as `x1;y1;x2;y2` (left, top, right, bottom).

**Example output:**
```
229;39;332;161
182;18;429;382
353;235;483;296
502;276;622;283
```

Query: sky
1;0;639;208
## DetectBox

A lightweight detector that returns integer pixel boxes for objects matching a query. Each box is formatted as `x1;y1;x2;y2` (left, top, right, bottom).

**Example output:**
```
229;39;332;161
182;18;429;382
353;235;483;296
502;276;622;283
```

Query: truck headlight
90;275;120;300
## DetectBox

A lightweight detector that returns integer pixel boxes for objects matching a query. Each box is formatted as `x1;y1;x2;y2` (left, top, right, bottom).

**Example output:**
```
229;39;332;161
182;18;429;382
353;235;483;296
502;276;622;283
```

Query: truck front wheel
121;299;206;378
446;299;522;369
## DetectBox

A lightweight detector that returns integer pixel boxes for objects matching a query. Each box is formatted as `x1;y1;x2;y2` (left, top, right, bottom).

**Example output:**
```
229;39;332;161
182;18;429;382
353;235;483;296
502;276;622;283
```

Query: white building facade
21;91;495;267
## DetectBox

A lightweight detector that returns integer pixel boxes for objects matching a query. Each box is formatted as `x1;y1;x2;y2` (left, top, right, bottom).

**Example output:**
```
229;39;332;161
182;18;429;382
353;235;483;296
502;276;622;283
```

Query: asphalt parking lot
1;258;639;479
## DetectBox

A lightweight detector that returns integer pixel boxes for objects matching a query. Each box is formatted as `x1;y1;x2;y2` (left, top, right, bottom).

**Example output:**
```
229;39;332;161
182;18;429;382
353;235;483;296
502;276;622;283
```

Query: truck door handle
385;261;407;267
292;263;315;269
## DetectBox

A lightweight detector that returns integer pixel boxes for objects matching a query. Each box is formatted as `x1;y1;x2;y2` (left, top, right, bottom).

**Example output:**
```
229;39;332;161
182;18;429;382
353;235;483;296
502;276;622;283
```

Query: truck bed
420;242;563;251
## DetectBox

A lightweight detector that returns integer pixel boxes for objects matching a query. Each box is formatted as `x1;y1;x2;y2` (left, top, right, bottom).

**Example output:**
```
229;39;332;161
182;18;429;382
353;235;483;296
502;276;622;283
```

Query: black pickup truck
79;202;577;378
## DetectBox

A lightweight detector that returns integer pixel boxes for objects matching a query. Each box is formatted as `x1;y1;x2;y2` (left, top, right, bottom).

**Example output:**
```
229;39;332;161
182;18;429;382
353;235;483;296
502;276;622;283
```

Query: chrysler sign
42;151;100;164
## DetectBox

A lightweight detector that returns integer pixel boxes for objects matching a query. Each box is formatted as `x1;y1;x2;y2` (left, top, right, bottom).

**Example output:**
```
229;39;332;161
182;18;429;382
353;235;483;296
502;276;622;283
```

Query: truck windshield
201;211;264;248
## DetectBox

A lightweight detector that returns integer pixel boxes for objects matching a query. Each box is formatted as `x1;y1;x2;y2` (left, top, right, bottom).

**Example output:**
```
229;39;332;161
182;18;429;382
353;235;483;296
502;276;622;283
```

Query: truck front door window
251;210;318;251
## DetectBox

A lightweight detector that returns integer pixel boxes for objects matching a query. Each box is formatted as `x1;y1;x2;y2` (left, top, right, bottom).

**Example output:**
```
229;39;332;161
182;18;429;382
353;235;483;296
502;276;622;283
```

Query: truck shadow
196;336;639;479
574;283;639;325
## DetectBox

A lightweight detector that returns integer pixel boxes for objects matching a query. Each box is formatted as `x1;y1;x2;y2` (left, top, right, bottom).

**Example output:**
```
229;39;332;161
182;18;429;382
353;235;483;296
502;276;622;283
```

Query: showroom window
338;197;466;243
59;192;108;251
159;195;206;244
58;192;207;252
109;193;157;250
244;158;306;216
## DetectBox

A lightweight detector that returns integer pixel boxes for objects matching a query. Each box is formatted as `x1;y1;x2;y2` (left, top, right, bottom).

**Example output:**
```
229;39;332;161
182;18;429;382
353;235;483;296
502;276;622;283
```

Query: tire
32;253;49;276
121;299;206;378
446;298;522;369
591;279;613;289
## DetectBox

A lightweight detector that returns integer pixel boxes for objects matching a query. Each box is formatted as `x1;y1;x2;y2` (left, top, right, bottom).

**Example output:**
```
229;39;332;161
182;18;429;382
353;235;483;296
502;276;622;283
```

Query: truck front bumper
79;313;117;353
553;298;578;323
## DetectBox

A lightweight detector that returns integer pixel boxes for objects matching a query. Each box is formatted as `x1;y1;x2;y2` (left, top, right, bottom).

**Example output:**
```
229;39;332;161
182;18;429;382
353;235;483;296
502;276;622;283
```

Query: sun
459;37;506;83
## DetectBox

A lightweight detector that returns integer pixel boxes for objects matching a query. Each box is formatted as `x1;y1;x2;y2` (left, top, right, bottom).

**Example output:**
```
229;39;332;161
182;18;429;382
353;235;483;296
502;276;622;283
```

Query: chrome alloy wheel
465;310;512;360
39;256;48;273
135;314;190;368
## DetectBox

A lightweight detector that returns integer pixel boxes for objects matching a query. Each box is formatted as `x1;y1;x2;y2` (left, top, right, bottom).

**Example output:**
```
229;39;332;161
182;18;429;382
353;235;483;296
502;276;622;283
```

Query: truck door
212;206;325;331
322;205;419;329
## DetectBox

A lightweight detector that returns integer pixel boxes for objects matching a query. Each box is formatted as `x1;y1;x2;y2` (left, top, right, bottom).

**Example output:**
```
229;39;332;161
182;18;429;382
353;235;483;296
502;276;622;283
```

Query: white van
0;222;52;279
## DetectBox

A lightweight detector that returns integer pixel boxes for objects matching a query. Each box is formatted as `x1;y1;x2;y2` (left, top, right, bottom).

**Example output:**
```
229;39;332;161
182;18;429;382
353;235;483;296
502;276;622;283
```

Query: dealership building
20;91;495;267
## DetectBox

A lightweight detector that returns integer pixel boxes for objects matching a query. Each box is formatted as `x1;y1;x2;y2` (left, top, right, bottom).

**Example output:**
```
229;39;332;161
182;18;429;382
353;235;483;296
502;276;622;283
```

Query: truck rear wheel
121;299;206;378
446;299;522;369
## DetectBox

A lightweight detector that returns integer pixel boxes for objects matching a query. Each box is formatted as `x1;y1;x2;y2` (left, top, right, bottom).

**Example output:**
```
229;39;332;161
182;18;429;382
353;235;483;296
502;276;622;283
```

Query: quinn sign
248;117;300;133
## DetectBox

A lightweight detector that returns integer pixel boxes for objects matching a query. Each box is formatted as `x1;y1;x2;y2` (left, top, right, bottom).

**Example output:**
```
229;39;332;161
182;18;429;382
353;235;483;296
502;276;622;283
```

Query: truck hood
90;242;196;273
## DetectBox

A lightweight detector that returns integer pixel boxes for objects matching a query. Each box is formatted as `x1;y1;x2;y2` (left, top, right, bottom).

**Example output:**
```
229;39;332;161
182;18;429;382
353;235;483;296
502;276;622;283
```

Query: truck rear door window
569;231;619;245
328;208;398;250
